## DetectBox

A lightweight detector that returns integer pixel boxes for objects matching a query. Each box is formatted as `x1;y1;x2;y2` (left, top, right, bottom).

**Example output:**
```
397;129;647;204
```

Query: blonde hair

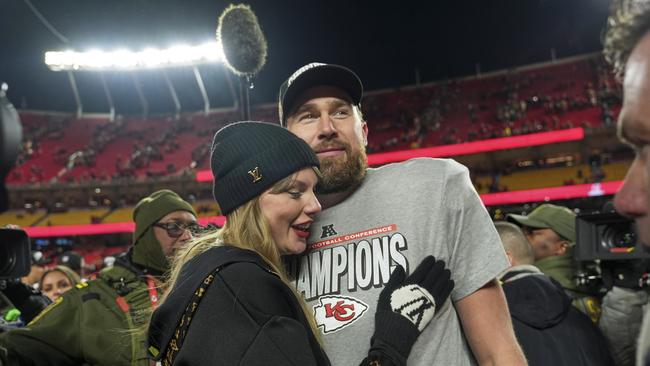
39;265;81;290
160;171;322;344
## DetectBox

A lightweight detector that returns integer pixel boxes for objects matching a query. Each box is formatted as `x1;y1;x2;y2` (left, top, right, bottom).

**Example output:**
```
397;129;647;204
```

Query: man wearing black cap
279;63;525;365
0;189;197;366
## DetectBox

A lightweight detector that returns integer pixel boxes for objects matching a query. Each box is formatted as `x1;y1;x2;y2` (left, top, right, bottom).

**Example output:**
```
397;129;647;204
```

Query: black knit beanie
211;121;319;215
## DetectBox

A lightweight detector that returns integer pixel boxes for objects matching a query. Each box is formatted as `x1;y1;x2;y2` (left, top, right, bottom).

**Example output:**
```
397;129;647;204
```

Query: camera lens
600;222;637;250
0;243;17;275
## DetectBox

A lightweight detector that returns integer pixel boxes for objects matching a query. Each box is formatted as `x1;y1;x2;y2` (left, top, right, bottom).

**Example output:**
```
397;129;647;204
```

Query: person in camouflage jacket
0;189;197;366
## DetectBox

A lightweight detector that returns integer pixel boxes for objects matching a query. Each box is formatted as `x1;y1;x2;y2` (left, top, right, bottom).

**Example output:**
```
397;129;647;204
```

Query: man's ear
555;240;569;256
361;120;369;146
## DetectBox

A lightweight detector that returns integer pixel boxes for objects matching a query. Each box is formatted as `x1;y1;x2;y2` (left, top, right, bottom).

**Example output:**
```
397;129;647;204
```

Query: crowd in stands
5;56;623;187
7;113;235;185
363;58;621;153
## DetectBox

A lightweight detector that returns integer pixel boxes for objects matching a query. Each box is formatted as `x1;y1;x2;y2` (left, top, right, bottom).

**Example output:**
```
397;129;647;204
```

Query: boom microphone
216;4;268;76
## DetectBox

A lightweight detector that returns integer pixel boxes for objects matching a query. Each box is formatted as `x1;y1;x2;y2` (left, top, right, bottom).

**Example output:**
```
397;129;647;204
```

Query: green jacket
535;249;578;292
0;257;153;366
535;248;601;323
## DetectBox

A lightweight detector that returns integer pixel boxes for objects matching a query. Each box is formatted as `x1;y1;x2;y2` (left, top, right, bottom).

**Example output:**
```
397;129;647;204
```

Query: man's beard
316;142;367;194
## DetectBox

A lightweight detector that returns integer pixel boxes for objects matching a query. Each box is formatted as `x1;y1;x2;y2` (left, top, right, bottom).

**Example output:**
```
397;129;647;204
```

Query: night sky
0;0;611;114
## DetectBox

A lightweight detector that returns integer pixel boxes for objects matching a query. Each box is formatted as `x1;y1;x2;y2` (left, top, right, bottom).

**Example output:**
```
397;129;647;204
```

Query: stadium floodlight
44;42;224;71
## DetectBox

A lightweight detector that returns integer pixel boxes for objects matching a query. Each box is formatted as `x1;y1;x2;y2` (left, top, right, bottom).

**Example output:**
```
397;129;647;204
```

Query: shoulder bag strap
161;266;221;366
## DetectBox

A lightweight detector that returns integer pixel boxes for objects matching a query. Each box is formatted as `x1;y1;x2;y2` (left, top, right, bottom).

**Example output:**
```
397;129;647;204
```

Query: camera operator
494;221;613;366
602;2;650;365
507;204;602;322
0;227;51;331
0;190;198;366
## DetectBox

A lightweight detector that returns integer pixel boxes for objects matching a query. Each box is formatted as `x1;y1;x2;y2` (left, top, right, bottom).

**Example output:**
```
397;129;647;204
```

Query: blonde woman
39;265;81;301
147;122;454;366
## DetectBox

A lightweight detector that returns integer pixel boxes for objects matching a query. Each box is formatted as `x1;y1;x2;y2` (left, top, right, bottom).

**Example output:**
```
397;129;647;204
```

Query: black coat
501;266;613;366
148;246;330;366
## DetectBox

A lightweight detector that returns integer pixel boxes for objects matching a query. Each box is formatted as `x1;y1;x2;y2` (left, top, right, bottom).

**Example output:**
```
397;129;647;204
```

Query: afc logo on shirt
320;224;338;239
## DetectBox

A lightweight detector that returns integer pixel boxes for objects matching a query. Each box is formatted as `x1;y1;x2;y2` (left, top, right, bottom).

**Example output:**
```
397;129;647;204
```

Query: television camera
575;211;650;291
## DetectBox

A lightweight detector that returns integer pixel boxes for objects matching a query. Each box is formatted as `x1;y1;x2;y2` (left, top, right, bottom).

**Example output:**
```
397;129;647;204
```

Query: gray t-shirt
287;158;509;365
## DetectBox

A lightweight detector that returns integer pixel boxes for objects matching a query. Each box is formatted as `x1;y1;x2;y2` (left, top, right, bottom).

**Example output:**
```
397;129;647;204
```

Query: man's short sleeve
441;161;509;301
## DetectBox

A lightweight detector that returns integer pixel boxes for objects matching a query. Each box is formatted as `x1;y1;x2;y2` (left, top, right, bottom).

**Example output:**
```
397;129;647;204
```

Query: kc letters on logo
313;295;368;334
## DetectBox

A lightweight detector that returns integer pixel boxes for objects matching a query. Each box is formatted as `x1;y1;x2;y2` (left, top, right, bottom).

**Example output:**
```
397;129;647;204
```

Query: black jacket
501;265;613;366
148;246;330;366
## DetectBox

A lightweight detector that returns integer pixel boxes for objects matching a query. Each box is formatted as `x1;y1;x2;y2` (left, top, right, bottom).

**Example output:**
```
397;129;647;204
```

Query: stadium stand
37;208;110;226
364;57;619;152
5;55;621;186
99;200;218;225
9;115;106;184
473;161;629;194
0;209;47;227
100;207;133;223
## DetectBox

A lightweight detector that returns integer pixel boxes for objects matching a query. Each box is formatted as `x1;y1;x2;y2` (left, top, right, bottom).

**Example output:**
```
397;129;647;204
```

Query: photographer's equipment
575;261;606;295
599;259;650;290
575;211;650;261
0;228;31;279
0;279;51;324
0;83;23;212
0;291;24;332
0;228;51;325
576;211;650;290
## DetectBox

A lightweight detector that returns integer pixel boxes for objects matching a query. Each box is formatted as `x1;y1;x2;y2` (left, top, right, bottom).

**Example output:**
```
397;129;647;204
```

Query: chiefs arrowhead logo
313;295;368;334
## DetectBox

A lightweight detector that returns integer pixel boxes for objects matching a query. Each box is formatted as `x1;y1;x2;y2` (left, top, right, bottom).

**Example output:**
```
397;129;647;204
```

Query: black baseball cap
278;62;363;125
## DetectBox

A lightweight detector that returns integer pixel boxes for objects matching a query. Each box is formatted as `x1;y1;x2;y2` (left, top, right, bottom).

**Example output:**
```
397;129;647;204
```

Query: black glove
369;256;454;364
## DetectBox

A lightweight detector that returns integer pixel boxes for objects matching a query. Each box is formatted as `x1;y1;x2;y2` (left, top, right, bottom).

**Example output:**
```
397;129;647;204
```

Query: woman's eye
288;191;302;198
